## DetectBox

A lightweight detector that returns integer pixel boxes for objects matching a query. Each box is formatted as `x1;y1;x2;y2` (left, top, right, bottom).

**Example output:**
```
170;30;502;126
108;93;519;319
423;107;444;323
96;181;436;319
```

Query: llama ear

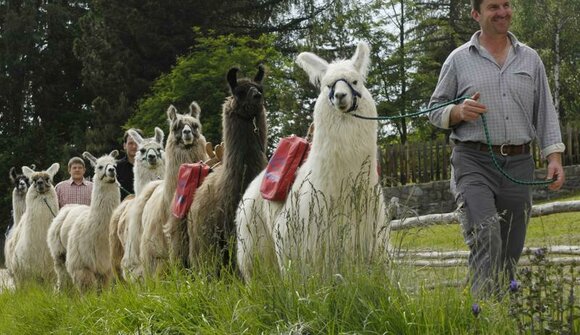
22;166;34;178
82;151;98;166
351;42;371;80
9;167;17;182
154;127;164;144
110;150;119;158
167;105;178;122
254;64;265;84
128;129;144;145
46;163;60;179
189;101;201;119
227;67;239;92
296;52;329;88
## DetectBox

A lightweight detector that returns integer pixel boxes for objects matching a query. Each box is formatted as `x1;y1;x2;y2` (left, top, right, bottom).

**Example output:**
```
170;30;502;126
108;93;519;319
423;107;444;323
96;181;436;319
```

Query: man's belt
455;141;531;156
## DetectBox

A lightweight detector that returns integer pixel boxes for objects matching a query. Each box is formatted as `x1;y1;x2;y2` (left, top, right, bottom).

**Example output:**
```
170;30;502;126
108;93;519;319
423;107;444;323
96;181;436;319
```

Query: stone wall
384;165;580;217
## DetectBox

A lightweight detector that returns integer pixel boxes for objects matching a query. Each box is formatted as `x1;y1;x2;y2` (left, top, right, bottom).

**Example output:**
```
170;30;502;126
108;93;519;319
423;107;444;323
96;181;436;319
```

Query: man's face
69;163;86;181
472;0;512;35
124;136;138;159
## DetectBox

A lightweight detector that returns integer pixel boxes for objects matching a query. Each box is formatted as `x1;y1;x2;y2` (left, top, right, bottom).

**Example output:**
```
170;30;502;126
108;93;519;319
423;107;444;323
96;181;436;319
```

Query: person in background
55;156;93;208
428;0;565;297
116;128;143;200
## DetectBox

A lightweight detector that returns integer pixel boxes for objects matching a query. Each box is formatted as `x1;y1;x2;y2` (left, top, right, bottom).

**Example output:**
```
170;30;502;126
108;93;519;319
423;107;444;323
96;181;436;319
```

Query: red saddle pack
172;162;211;219
260;135;310;201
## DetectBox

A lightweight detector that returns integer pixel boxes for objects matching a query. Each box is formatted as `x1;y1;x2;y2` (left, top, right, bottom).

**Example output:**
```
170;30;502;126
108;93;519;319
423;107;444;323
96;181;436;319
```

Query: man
55;157;93;208
428;0;565;297
116;129;143;200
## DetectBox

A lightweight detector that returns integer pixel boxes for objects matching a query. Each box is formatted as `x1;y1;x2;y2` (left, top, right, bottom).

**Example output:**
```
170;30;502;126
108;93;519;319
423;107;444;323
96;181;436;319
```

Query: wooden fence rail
381;125;580;186
392;200;580;269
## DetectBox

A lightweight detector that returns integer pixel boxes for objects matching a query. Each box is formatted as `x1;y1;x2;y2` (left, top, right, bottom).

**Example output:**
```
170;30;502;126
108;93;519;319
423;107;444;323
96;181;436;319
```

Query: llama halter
328;78;361;113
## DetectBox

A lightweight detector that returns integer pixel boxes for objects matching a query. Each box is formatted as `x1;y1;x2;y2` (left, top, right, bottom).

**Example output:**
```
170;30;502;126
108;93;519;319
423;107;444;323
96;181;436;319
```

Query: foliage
128;32;301;148
508;249;579;334
0;1;91;249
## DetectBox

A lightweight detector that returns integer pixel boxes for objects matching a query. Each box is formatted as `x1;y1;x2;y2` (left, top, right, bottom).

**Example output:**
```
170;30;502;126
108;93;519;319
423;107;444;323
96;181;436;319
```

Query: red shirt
55;178;93;208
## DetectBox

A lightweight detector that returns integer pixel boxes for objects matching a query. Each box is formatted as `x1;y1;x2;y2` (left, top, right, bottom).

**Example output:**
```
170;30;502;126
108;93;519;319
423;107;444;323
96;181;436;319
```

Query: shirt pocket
506;71;535;112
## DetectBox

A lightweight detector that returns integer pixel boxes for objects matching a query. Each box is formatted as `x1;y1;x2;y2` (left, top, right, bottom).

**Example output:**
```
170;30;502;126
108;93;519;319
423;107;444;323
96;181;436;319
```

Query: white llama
122;103;207;279
6;163;59;287
109;127;165;280
236;42;389;280
47;151;120;292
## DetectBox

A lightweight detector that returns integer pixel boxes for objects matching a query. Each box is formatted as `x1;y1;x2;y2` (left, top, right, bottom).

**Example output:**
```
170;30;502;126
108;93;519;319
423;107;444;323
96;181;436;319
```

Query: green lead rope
352;96;555;186
481;113;555;186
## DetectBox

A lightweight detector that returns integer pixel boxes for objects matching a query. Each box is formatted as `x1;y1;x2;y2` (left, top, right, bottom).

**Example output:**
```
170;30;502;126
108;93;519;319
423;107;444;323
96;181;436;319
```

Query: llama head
129;127;165;168
10;166;32;196
166;103;203;148
225;65;265;120
83;150;119;184
22;163;59;195
296;42;372;115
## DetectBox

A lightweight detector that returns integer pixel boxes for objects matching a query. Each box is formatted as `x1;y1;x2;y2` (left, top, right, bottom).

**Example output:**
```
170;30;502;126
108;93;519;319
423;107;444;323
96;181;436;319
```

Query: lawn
393;192;580;251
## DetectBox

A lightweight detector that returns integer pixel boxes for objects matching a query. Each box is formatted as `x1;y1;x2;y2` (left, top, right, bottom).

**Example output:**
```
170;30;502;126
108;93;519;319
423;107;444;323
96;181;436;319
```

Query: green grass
1;193;579;334
0;266;520;334
393;192;580;251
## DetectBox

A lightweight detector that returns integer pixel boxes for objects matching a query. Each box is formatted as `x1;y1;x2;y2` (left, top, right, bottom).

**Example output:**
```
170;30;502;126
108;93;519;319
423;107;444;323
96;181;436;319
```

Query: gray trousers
451;145;533;297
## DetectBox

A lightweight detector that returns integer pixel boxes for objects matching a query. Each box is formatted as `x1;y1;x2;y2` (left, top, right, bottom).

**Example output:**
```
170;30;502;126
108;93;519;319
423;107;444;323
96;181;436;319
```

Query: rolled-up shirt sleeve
534;58;566;158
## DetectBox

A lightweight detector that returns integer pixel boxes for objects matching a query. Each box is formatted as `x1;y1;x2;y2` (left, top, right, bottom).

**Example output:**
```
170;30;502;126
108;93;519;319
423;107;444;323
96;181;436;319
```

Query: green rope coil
481;113;555;186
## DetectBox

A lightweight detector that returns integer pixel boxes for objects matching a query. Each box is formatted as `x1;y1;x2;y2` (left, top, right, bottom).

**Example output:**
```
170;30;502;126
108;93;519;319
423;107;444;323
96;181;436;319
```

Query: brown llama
184;65;268;271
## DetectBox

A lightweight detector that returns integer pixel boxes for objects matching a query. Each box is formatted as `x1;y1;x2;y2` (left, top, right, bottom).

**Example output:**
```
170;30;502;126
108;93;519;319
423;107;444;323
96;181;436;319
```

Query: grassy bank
1;194;579;334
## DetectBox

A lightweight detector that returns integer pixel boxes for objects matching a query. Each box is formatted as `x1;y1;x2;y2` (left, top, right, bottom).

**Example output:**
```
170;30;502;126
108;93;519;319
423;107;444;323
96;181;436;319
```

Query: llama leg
109;215;125;282
165;216;189;268
72;268;96;293
54;254;72;292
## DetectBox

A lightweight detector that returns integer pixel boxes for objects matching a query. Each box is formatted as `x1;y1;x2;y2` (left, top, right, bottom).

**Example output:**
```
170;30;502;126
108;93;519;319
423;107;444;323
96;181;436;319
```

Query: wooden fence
381;124;580;186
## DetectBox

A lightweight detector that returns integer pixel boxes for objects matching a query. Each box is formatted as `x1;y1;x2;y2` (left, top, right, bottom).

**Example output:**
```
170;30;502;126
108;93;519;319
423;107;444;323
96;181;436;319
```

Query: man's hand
546;152;565;191
450;92;487;126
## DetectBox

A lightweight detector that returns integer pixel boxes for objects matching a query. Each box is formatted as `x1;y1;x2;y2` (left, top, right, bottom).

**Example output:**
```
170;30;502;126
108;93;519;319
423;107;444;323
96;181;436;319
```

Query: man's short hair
68;156;85;170
471;0;483;12
123;128;144;144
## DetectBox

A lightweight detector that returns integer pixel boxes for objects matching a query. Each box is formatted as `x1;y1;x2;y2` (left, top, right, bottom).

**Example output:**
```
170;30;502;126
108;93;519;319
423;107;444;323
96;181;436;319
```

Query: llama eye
353;80;358;85
140;149;146;154
98;166;103;170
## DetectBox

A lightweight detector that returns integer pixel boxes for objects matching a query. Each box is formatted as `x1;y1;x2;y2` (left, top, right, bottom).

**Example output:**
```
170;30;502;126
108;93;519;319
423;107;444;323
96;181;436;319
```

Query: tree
0;0;91;256
127;33;299;153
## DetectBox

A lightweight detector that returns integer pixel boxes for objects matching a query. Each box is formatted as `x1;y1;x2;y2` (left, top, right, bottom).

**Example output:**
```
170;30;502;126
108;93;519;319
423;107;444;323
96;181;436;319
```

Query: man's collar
68;178;87;186
469;30;520;52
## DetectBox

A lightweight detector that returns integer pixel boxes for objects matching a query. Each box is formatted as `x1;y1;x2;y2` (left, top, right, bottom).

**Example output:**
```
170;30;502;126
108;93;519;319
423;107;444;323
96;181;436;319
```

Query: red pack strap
260;135;310;201
171;162;211;219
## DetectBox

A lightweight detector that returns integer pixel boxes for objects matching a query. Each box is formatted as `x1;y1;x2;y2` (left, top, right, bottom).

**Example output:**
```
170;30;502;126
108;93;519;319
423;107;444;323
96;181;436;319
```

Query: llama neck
21;189;58;236
164;139;206;201
134;164;164;196
12;189;27;227
221;111;267;194
308;104;379;187
87;182;121;232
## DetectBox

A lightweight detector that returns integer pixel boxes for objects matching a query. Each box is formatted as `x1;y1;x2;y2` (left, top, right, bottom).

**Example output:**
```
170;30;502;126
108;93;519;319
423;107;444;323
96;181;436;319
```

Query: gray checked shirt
428;31;565;158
